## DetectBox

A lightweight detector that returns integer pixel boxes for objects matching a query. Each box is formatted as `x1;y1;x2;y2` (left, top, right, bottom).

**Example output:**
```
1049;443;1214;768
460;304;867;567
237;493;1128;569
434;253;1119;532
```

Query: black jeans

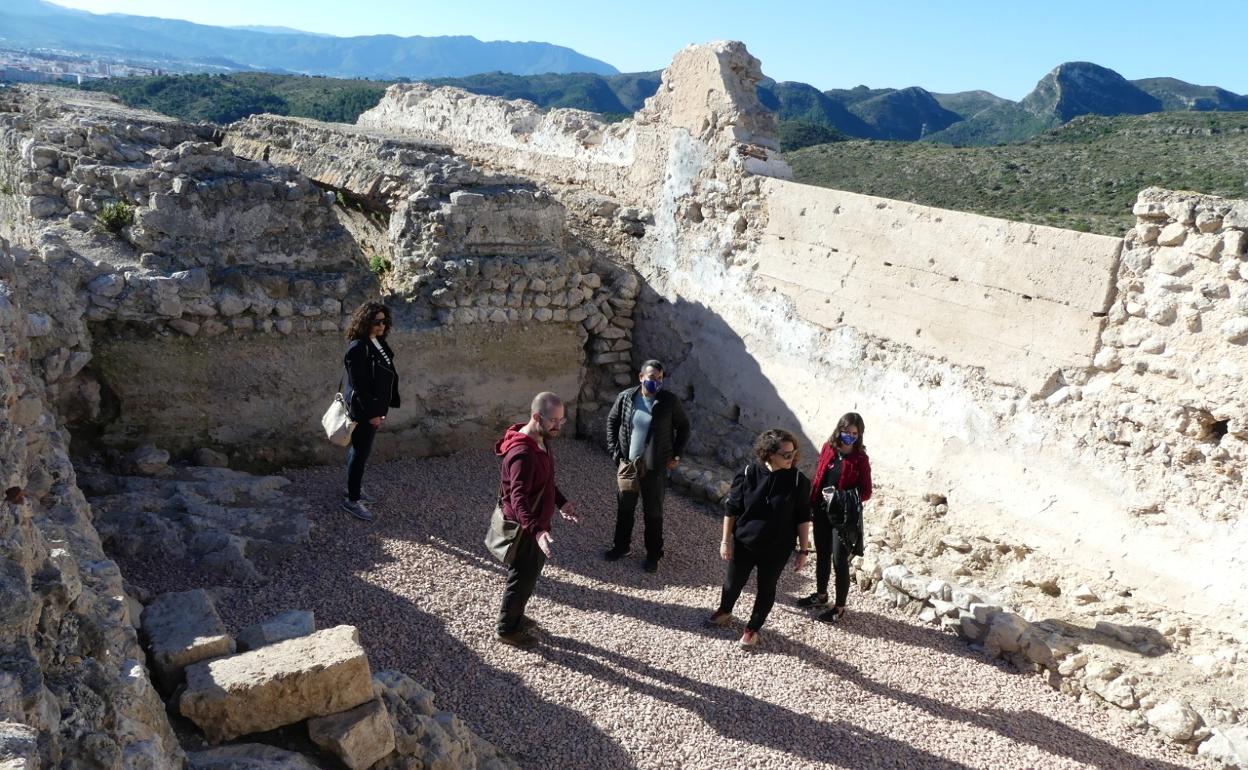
812;513;852;607
612;467;666;560
718;543;791;632
497;530;547;635
346;419;378;502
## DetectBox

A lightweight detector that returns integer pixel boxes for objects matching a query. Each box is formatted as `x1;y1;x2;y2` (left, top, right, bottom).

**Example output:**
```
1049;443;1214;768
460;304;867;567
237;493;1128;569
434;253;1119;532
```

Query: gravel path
164;441;1203;770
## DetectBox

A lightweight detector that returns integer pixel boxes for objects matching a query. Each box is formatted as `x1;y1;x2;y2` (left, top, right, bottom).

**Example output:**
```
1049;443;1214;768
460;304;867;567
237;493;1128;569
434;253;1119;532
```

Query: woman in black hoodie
340;301;400;521
707;429;813;649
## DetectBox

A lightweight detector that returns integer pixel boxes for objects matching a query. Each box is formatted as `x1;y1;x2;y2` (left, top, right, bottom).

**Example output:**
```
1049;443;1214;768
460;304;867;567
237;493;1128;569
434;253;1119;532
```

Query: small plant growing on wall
368;252;391;275
0;181;13;196
94;201;134;233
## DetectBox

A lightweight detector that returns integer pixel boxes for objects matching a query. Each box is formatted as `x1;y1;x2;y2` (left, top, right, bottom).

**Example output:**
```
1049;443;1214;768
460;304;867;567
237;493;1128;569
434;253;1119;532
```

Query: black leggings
812;513;852;607
718;543;791;632
345;419;377;502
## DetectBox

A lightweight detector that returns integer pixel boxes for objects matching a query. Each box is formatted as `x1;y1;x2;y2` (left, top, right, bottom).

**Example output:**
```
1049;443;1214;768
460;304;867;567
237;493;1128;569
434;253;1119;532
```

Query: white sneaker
739;630;760;649
341;499;374;521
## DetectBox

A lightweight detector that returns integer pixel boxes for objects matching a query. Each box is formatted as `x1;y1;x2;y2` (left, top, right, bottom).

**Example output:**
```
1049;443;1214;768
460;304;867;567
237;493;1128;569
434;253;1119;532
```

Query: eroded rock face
179;625;374;743
0;239;183;769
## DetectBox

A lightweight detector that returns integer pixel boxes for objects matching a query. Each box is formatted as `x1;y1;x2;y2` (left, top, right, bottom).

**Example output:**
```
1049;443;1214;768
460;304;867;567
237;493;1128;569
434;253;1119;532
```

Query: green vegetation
367;252;391;275
94;200;133;233
777;121;847;151
0;181;13;196
788;111;1248;235
80;73;388;124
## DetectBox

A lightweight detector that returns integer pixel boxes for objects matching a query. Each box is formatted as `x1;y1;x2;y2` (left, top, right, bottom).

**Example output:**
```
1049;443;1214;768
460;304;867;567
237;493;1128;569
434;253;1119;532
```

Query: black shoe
797;592;829;608
817;606;846;624
643;558;659;574
496;627;538;648
604;546;631;561
518;615;539;633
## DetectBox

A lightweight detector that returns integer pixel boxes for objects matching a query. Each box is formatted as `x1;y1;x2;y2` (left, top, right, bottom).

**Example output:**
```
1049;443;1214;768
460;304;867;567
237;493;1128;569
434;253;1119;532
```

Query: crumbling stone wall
1;87;635;467
1;239;183;769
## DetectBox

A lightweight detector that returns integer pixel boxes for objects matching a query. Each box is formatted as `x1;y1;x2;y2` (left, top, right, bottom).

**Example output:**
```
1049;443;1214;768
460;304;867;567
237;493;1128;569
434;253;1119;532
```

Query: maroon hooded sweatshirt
495;423;567;537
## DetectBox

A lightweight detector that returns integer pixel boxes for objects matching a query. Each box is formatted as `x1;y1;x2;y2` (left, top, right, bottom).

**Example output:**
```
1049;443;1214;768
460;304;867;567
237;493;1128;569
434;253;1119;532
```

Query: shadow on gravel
536;633;976;770
766;635;1193;770
198;495;638;770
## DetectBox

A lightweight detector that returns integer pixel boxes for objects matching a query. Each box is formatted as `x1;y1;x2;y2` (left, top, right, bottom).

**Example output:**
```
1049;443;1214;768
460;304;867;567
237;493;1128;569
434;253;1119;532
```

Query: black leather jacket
343;338;400;420
606;386;690;468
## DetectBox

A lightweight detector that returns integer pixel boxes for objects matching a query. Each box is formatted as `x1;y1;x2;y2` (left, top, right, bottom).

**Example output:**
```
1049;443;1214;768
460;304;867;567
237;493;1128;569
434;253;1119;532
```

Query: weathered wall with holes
755;180;1122;392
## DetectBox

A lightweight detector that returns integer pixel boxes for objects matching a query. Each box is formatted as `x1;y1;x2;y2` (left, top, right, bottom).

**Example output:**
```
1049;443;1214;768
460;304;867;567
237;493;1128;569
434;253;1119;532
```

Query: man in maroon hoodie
495;392;579;647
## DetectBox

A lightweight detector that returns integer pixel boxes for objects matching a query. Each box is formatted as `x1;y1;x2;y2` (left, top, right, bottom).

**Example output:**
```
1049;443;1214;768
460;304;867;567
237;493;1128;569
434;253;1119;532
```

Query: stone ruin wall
345;42;1248;757
1;242;183;769
0;87;647;471
352;42;1248;626
3;38;1248;769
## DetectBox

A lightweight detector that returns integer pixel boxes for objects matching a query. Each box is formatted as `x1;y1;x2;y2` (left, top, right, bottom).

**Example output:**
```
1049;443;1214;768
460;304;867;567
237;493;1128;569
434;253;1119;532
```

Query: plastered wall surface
90;323;584;467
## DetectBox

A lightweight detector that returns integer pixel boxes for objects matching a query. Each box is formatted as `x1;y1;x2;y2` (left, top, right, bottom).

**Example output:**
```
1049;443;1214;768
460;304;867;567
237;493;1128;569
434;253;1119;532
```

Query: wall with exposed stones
0;87;645;467
349;39;1248;675
0;238;183;769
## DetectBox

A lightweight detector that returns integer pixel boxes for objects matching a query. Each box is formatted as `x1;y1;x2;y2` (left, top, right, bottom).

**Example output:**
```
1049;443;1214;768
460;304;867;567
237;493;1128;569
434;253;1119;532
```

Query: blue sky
47;0;1248;99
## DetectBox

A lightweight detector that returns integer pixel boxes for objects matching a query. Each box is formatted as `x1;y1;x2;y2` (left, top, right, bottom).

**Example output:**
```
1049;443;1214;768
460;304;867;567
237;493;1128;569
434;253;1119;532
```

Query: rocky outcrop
0;239;183;768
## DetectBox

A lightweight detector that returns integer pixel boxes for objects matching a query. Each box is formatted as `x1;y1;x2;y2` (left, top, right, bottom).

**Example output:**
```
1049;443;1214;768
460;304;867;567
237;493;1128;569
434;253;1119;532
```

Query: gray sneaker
341;499;374;521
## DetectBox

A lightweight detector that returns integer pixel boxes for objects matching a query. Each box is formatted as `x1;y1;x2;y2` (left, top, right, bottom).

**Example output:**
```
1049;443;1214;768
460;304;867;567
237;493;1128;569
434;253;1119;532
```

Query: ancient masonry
1;40;1247;768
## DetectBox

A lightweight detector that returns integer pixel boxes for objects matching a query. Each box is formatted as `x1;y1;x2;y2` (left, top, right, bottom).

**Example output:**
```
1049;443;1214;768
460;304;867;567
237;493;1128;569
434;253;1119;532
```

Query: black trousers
718;543;791;632
612;467;667;560
812;513;852;607
496;530;547;635
346;419;378;501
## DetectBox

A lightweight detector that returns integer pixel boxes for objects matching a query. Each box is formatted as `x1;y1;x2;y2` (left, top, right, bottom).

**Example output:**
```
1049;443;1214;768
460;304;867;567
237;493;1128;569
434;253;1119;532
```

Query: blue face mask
838;432;857;446
642;379;662;395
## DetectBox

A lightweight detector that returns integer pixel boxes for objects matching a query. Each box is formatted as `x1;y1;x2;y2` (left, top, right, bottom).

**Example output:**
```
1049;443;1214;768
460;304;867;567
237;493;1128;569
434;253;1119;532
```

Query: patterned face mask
838;432;857;446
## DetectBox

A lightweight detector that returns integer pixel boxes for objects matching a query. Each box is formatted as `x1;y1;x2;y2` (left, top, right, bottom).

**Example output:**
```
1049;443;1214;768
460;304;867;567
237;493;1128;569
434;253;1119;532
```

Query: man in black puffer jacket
604;359;691;573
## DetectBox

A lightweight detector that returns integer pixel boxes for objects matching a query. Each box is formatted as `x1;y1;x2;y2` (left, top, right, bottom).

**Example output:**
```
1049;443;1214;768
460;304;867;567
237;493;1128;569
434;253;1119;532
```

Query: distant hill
1132;77;1248;112
931;90;1012;119
1020;62;1162;122
426;72;629;115
787;110;1248;235
0;0;616;78
848;86;962;140
80;73;388;124
757;81;876;138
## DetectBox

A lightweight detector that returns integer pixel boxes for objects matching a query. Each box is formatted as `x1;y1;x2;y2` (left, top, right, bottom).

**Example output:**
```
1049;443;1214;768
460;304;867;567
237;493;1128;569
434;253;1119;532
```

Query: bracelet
798;549;811;555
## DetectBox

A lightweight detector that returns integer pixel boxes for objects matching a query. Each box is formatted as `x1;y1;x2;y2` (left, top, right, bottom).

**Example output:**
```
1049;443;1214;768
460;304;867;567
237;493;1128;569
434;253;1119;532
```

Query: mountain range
0;0;616;78
430;61;1248;147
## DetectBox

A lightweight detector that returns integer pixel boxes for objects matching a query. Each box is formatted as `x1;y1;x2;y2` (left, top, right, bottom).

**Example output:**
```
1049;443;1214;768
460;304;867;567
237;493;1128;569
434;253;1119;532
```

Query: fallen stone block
308;699;396;770
180;625;373;743
237;610;315;652
141;589;235;692
188;744;326;770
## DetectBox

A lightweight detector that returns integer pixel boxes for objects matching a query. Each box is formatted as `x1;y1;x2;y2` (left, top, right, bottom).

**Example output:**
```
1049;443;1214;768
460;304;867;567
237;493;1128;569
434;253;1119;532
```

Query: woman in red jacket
796;412;872;622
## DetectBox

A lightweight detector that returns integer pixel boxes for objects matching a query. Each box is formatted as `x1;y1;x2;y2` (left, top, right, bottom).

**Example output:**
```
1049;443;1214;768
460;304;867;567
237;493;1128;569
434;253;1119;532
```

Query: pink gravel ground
139;440;1207;770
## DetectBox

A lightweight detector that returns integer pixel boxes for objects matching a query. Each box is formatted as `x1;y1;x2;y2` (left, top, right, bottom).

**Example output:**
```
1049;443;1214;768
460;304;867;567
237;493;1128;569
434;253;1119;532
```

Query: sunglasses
542;415;568;426
372;317;388;326
777;450;796;460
